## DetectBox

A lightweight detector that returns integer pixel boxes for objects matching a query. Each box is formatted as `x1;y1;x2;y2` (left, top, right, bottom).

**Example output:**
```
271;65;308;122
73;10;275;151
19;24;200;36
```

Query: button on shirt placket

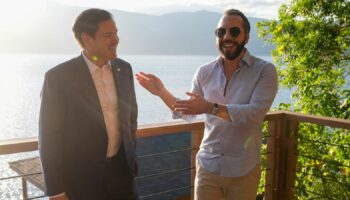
219;62;241;98
220;71;225;94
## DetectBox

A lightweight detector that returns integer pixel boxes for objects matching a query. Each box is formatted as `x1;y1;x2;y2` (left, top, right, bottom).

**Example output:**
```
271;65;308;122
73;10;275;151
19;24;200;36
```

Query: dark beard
219;40;246;60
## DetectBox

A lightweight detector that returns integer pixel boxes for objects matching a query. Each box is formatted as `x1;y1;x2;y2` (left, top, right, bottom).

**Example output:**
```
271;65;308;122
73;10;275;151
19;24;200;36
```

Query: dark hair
72;8;113;47
224;9;250;33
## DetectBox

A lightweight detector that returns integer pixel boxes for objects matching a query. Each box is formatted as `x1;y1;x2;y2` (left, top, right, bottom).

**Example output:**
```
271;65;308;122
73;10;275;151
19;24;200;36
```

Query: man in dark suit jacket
39;8;138;200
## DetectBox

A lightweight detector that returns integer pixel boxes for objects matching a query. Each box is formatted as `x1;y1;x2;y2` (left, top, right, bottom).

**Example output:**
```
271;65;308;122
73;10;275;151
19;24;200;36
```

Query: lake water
0;53;291;140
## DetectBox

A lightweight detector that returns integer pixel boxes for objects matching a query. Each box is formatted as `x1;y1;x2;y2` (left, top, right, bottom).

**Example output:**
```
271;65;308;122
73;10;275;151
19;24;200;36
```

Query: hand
135;72;165;96
49;193;69;200
172;92;213;115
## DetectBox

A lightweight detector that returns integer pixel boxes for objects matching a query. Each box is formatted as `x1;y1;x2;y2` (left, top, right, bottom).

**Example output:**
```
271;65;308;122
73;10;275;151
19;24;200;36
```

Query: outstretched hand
135;72;165;96
173;92;213;115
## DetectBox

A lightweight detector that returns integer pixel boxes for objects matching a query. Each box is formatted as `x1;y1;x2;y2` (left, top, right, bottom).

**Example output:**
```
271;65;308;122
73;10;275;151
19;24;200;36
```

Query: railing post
22;177;28;200
279;119;298;199
265;118;281;200
191;129;203;200
265;115;298;200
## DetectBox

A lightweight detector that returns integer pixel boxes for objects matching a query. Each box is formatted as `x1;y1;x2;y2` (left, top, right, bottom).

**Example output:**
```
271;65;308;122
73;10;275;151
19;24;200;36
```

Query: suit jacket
39;55;138;199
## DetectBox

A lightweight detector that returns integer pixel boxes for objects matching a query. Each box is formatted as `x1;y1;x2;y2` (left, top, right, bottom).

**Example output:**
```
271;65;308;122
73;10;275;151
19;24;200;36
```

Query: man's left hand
172;92;212;115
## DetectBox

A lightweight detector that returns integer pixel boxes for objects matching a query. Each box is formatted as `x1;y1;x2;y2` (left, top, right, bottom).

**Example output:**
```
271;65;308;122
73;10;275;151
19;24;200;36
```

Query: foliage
257;0;350;199
257;122;269;197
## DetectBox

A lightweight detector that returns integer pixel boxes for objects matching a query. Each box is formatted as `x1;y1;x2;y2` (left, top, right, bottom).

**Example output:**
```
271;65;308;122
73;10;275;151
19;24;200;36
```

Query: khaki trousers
194;163;261;200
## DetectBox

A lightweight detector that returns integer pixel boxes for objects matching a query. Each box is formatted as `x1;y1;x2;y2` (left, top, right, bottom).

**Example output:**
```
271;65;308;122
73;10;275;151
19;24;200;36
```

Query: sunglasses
215;27;241;38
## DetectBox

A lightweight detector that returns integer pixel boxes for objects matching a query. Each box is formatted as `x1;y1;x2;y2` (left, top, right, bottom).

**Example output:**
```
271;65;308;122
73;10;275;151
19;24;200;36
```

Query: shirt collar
240;49;254;67
217;48;254;69
82;52;111;74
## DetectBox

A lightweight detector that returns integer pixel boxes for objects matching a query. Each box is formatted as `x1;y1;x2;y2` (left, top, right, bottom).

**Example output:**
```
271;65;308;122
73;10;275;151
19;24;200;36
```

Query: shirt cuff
171;97;196;122
226;104;243;124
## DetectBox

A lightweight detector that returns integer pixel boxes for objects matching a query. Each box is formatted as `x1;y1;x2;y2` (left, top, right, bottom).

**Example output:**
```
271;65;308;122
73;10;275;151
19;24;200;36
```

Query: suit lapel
111;59;126;126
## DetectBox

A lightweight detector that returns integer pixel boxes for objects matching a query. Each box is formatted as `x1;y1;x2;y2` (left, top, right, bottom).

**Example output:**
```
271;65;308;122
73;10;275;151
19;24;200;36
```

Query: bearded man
136;9;277;200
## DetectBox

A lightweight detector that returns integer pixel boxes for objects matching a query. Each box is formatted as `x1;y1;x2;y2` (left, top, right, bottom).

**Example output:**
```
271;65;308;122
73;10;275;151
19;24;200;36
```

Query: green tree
257;0;350;199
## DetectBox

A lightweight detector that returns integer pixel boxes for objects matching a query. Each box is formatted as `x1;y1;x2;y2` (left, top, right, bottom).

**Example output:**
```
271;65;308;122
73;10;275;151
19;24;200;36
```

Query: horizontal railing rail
0;120;205;155
3;111;348;155
282;111;350;129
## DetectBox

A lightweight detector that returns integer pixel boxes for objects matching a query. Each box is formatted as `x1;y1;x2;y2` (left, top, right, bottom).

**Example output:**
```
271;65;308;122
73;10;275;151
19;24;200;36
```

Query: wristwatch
211;103;219;115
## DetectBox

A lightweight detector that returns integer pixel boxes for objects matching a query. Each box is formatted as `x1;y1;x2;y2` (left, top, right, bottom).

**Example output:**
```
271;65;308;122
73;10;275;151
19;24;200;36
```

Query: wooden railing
0;111;349;200
264;111;350;199
0;120;204;200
